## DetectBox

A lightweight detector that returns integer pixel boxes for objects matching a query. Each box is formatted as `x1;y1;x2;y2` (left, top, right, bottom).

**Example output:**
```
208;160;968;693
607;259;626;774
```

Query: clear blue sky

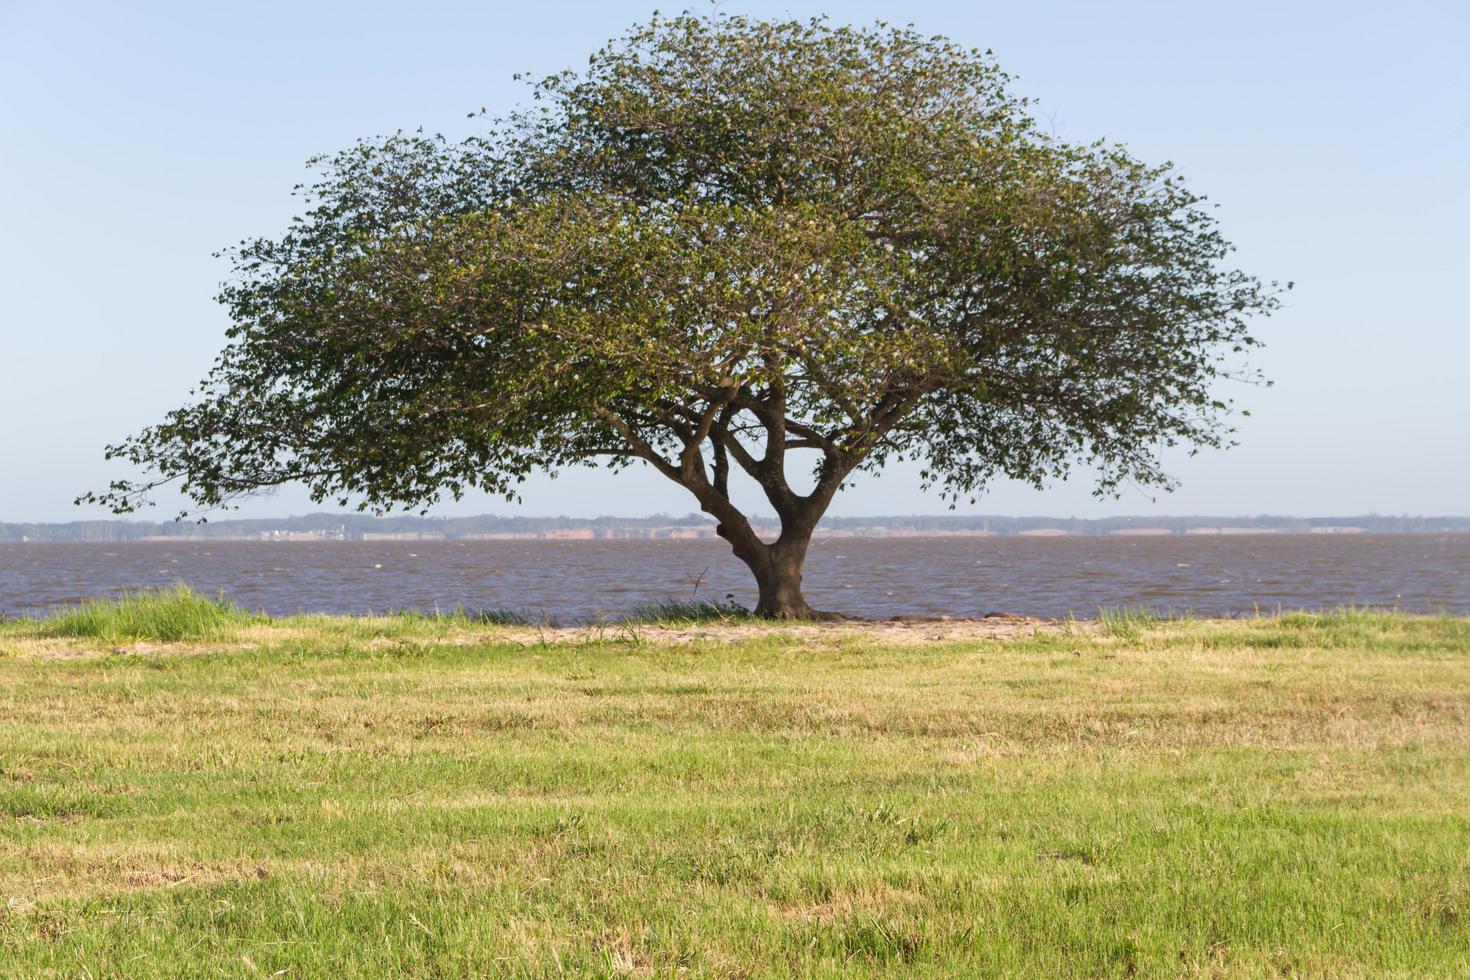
2;1;1466;522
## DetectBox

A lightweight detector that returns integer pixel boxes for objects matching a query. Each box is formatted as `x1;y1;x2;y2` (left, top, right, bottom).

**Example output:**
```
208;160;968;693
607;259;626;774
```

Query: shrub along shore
1;590;1467;975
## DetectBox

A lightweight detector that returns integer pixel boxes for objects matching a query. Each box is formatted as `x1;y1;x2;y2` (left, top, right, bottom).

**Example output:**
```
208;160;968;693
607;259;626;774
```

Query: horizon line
7;512;1469;526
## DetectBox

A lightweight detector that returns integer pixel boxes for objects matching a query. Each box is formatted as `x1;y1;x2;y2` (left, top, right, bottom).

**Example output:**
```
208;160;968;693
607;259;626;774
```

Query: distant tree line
6;513;1468;542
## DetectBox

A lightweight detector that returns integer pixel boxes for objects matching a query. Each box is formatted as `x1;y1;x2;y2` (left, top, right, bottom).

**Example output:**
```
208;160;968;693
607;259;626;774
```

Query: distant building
261;530;332;541
360;532;445;541
664;527;715;539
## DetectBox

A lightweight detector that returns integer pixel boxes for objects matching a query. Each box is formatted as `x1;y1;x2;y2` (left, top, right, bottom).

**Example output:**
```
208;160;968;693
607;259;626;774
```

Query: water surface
2;534;1465;621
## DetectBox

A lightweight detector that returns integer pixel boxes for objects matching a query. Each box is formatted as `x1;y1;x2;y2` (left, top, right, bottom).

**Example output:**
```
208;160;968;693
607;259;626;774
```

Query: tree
85;13;1284;618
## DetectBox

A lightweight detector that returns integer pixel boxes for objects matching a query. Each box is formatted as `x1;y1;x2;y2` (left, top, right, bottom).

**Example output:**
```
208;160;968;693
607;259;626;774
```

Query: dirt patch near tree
491;614;1090;647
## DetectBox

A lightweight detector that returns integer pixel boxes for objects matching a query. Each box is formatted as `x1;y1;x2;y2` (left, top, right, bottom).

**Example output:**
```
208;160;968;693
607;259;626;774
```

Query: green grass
627;595;753;623
389;605;552;627
1;610;1468;976
1097;604;1165;639
21;583;265;643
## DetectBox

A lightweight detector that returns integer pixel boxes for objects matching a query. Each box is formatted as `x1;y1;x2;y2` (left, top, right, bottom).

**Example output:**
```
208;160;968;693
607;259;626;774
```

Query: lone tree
87;14;1283;618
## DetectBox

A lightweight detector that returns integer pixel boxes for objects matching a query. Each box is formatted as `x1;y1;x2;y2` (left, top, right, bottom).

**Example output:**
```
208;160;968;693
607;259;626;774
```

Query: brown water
2;534;1465;621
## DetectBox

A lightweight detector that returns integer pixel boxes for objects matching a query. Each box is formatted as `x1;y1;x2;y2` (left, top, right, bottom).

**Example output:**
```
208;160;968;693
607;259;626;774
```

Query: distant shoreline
7;512;1469;543
6;527;1469;544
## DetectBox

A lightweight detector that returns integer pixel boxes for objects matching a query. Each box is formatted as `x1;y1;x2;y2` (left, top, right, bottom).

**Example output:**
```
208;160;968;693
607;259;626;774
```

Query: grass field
1;593;1468;976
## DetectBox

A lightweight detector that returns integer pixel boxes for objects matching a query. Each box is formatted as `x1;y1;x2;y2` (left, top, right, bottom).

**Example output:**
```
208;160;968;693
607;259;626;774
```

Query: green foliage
84;13;1284;615
90;12;1281;517
30;584;263;643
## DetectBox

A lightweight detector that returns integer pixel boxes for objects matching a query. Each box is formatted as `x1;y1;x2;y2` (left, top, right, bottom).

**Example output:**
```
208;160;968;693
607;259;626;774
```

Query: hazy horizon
6;510;1468;527
3;1;1466;523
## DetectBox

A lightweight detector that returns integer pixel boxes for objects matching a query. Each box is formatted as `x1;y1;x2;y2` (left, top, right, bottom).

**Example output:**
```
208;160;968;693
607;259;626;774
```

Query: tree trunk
699;474;845;620
739;532;842;620
751;548;814;619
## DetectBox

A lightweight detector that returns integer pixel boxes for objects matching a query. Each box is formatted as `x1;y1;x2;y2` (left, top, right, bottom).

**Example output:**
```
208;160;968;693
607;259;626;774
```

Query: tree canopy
86;12;1284;617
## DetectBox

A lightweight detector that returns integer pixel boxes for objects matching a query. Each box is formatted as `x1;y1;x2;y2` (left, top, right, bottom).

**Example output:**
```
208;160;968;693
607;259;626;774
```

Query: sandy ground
484;614;1089;647
3;614;1091;659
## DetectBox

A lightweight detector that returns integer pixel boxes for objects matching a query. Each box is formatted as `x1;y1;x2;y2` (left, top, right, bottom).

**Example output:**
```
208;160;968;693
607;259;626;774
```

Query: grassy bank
1;600;1467;976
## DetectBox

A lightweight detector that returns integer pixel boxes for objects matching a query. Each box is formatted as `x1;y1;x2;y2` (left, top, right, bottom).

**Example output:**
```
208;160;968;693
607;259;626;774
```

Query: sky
1;0;1466;523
